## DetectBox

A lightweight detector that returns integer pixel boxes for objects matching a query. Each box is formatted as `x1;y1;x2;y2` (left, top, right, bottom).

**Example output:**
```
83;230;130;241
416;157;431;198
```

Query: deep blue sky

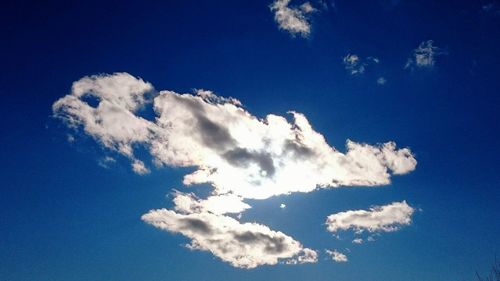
1;0;499;280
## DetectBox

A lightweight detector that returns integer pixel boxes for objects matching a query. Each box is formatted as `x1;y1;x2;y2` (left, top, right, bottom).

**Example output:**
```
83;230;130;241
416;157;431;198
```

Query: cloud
352;238;363;244
343;54;380;75
325;201;415;233
53;73;416;201
270;0;316;37
172;191;251;215
280;203;287;209
405;40;446;69
52;73;417;268
376;77;387;85
325;249;348;262
141;208;317;268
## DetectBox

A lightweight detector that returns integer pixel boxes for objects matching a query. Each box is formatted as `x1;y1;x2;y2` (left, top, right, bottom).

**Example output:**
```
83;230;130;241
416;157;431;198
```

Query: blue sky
1;0;499;280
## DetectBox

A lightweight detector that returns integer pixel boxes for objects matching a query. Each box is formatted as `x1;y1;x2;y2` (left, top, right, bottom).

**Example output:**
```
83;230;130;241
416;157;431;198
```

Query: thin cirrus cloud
270;0;317;37
325;201;415;234
405;40;446;69
52;72;417;268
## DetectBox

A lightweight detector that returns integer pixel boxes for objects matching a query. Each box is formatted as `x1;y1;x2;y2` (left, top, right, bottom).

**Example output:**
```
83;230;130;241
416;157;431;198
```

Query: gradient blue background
1;0;499;280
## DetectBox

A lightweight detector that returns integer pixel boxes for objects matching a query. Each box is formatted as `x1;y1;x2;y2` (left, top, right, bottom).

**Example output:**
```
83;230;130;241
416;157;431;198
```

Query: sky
1;0;499;280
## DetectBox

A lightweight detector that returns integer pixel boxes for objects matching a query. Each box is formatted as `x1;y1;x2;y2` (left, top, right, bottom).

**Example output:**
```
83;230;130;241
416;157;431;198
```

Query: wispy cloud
405;40;446;69
376;77;387;85
270;0;317;37
343;54;380;75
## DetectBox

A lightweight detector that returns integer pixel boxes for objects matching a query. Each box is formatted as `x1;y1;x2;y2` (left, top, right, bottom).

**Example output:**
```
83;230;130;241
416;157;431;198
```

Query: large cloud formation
53;73;417;268
53;73;416;200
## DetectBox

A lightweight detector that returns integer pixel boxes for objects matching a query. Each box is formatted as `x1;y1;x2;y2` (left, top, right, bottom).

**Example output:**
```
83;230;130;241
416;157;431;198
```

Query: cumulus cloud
325;201;415;233
52;73;417;268
141;208;317;268
53;73;416;201
270;0;316;37
405;40;446;69
343;54;380;75
325;249;348;262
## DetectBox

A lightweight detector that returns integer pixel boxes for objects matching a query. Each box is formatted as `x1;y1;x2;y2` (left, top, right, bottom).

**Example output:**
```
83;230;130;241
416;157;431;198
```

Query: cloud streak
325;201;415;233
142;208;317;268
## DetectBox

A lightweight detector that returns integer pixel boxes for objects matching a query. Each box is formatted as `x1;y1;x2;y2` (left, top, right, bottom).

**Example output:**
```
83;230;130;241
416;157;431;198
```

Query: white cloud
280;203;287;209
270;0;316;37
325;249;348;262
53;73;416;201
141;209;317;269
405;40;445;69
325;201;415;233
343;54;380;75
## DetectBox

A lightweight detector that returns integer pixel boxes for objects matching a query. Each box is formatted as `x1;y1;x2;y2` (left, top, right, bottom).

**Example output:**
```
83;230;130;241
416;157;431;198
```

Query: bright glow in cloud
325;201;415;233
405;40;445;69
141;209;317;268
270;0;316;37
325;249;348;262
53;73;417;201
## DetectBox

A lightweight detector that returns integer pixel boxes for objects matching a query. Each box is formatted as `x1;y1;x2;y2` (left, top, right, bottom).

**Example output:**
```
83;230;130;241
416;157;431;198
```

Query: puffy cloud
343;54;380;75
325;249;348;262
405;40;446;69
325;201;415;233
280;203;287;209
270;0;316;37
53;73;416;201
141;209;317;268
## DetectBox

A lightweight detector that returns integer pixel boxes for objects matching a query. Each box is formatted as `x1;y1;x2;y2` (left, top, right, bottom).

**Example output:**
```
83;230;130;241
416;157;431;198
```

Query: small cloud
280;203;287;209
132;159;150;175
352;238;363;244
405;40;446;69
376;77;387;85
325;249;348;262
98;156;116;169
67;134;75;143
343;54;380;75
270;0;317;37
